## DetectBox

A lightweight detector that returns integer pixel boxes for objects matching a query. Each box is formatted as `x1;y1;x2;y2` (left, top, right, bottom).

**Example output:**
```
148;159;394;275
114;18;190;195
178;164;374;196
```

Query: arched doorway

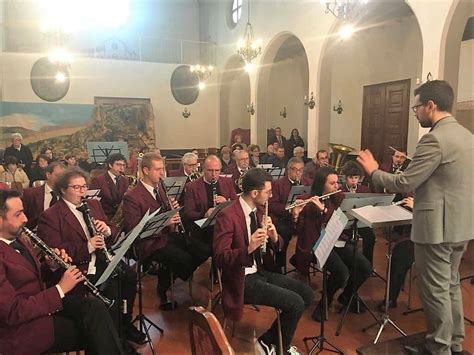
317;1;423;163
219;55;251;146
256;33;309;150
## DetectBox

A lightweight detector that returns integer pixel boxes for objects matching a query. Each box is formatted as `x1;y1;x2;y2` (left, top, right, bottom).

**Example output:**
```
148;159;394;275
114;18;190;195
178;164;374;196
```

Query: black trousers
148;232;209;294
49;296;124;355
358;227;376;264
324;243;373;304
243;270;314;351
389;239;414;302
274;218;294;269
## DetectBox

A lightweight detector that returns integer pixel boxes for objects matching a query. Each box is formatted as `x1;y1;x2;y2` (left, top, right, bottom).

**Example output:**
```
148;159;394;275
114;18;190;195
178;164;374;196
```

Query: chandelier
190;64;213;89
237;2;262;64
321;0;368;21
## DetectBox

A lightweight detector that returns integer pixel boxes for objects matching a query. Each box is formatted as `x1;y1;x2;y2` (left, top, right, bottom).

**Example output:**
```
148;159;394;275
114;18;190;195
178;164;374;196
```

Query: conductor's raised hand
357;149;379;175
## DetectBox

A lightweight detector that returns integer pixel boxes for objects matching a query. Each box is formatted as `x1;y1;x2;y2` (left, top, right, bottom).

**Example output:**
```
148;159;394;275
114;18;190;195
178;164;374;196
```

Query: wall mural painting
0;99;156;160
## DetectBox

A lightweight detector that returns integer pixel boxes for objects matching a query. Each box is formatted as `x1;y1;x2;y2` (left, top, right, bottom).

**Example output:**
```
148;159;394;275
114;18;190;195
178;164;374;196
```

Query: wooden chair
189;306;234;355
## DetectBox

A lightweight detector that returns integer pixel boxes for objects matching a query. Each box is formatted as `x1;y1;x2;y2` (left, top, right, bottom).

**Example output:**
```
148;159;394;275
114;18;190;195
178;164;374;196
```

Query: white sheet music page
313;208;348;269
351;205;412;228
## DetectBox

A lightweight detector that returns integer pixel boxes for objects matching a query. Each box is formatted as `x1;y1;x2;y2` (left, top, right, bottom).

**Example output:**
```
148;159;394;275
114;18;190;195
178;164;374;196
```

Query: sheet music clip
194;200;234;229
84;189;101;200
139;207;182;240
163;176;188;201
95;208;160;287
286;185;311;209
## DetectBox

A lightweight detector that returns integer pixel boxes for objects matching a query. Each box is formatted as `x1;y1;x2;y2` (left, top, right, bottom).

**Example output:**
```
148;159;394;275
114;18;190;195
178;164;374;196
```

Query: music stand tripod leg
303;265;344;355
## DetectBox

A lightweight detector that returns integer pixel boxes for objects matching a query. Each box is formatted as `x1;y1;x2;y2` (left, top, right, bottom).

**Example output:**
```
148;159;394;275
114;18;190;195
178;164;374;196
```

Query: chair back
189;306;234;355
33;180;45;187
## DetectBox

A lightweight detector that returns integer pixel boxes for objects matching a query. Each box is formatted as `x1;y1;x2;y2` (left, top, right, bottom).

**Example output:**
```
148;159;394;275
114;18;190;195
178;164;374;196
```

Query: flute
21;227;114;308
285;190;342;210
260;201;268;255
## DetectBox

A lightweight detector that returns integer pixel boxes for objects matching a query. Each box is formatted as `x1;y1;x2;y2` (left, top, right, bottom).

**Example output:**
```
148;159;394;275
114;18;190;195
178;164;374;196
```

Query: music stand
285;185;311;210
86;141;129;164
266;167;285;180
162;177;187;202
194;200;233;229
351;205;412;344
84;189;101;200
304;208;348;355
335;194;394;336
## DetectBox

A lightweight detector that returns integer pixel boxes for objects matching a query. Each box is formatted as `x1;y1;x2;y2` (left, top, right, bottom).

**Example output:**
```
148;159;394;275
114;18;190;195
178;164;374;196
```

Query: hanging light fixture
189;65;213;90
237;1;262;64
321;0;368;21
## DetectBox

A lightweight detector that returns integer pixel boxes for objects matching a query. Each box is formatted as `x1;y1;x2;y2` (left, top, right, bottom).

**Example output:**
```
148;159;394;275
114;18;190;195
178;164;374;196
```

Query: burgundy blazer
122;180;170;260
37;199;116;294
90;172;129;219
168;166;185;177
0;182;9;190
294;191;344;275
0;238;62;355
269;176;312;221
213;200;283;321
223;164;243;193
22;184;46;230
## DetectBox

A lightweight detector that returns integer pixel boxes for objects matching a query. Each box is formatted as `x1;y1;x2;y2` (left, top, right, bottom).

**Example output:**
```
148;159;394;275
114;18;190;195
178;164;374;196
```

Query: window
232;0;243;25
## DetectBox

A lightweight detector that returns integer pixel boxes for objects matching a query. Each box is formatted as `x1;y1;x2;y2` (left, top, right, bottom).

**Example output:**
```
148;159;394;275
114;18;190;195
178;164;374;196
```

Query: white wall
1;52;218;149
457;39;474;103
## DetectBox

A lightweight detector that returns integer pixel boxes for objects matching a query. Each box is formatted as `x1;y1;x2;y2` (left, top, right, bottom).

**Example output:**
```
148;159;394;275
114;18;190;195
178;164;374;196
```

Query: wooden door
361;80;410;165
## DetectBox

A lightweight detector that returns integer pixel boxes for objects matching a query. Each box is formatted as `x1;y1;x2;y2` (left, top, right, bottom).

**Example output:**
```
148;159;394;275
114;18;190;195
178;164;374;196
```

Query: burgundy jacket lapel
58;200;88;241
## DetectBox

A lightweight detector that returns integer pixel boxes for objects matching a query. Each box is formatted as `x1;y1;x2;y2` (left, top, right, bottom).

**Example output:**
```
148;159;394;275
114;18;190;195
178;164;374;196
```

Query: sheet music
194;200;234;228
312;208;348;269
340;193;395;229
350;205;412;228
84;189;101;200
257;164;273;169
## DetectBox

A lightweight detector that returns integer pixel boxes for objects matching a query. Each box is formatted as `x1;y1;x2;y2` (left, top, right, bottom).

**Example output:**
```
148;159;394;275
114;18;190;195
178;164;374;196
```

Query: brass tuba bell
329;143;355;174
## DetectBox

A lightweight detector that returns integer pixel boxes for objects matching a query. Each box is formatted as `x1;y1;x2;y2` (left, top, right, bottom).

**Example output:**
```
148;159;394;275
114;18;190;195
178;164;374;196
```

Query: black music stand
266;167;286;180
285;185;311;210
304;208;348;355
162;177;187;201
351;205;412;344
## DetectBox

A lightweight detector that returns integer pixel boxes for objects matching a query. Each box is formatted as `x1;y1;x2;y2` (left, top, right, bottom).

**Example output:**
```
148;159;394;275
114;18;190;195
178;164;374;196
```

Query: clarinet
159;179;186;234
211;180;218;208
21;227;114;308
80;199;113;263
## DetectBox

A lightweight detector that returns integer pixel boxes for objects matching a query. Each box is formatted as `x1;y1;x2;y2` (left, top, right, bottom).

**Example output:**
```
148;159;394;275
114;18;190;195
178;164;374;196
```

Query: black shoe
311;302;324;323
124;323;147;345
404;345;432;355
377;299;397;313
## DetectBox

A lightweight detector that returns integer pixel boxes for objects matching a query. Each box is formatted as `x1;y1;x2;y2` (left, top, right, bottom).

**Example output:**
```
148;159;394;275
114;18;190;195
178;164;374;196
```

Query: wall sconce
182;107;191;118
247;102;255;116
416;72;434;85
304;92;316;109
280;106;287;118
333;100;343;114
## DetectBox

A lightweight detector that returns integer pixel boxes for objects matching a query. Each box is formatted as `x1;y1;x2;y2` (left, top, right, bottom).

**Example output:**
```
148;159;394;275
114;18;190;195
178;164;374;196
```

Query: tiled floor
134;238;474;354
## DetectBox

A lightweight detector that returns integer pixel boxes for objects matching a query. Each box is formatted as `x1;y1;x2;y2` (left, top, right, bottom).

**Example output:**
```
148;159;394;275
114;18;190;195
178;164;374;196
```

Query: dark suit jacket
269;176;312;222
122;180;170;260
22;184;46;230
90;172;129;219
4;144;33;174
303;161;321;180
0;238;62;355
213;200;283;321
294;192;344;275
267;156;288;169
37;199;116;294
268;135;287;149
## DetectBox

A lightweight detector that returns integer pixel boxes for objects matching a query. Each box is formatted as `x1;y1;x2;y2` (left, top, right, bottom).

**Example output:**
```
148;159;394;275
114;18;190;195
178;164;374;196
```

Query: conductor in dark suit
0;189;125;355
22;161;65;230
358;80;473;355
214;168;313;353
89;153;129;220
184;155;237;249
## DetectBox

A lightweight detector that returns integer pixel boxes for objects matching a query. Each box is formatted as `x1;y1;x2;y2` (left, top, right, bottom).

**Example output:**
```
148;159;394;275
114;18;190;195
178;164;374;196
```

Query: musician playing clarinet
291;167;372;322
214;168;313;354
0;189;126;355
37;167;146;345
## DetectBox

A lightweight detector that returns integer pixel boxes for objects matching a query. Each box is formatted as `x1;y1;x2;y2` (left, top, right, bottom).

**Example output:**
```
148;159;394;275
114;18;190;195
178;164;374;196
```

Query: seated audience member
292;167;372;322
268;146;288;169
22;161;65;230
288;129;305;159
340;161;376;264
293;146;309;164
122;153;208;310
29;154;49;186
260;144;275;165
4;132;33;178
40;145;55;162
184;155;237;250
0;189;126;355
303;149;329;180
89;153;129;220
214;168;313;354
64;152;77;167
0;156;30;189
249;144;261;167
219;145;234;170
268;127;287;153
37;167;146;345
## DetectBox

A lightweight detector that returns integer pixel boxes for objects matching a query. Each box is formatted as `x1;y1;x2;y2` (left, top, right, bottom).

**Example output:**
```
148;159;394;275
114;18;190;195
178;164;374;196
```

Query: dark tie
50;191;58;207
249;211;264;274
115;175;120;186
11;239;36;269
292;180;300;187
277;136;282;145
154;187;165;207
